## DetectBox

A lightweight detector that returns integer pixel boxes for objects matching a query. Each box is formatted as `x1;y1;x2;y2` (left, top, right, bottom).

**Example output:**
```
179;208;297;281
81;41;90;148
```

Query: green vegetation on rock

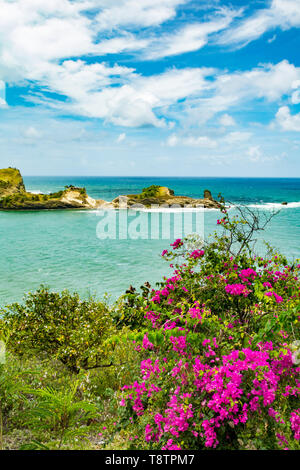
0;168;96;210
138;185;174;198
0;168;25;197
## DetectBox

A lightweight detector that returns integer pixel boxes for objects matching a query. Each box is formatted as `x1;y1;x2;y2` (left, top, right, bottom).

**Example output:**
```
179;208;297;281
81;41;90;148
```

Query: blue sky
0;0;300;176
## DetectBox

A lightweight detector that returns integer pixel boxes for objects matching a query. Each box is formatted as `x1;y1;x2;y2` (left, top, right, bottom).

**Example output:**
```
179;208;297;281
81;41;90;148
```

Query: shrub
116;206;300;450
140;185;162;198
2;288;115;374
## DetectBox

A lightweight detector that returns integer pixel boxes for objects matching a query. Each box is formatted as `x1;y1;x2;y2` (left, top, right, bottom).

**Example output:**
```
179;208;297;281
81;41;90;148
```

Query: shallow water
0;177;299;305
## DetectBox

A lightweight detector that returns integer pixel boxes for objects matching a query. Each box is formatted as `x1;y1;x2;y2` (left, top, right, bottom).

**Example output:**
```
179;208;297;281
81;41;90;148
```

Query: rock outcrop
0;170;104;210
0;168;25;196
111;186;221;209
203;189;213;201
0;172;220;211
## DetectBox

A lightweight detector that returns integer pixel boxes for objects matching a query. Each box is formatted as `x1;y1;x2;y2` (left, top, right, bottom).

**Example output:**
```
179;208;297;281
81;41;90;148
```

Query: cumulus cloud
291;80;300;104
186;60;300;124
0;0;219;127
247;146;263;162
219;113;236;126
246;145;285;163
276;106;300;132
21;60;300;128
224;131;252;144
26;65;215;128
1;1;300;134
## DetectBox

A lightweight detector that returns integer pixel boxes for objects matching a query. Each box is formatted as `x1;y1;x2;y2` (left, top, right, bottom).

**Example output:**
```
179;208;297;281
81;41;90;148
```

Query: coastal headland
0;169;221;210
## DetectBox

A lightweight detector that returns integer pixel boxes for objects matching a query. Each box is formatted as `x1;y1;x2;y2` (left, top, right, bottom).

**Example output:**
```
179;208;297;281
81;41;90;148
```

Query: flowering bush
116;206;300;450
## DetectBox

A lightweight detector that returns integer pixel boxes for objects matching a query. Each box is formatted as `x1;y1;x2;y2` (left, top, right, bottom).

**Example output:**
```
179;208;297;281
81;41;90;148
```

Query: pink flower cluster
265;291;283;303
239;268;257;283
170;238;183;249
118;242;300;450
290;409;300;440
190;250;205;259
225;283;250;297
121;338;300;449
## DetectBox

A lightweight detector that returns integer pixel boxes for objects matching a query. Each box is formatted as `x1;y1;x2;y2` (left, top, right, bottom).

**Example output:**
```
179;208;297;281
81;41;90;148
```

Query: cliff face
0;168;25;196
59;187;105;209
0;170;104;210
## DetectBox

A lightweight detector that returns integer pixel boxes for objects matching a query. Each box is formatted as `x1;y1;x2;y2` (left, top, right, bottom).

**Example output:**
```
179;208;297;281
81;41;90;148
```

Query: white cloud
0;79;6;107
95;0;188;30
291;80;300;104
247;146;262;162
0;0;151;83
246;145;285;163
219;113;236;127
184;135;217;148
23;126;41;139
29;65;214;128
276;106;300;132
219;0;300;47
217;60;299;103
224;131;252;144
31;60;299;128
0;0;217;127
166;134;179;147
167;129;252;150
268;34;277;43
0;1;300;133
146;8;238;59
166;133;217;148
117;132;126;142
291;90;300;104
187;60;300;123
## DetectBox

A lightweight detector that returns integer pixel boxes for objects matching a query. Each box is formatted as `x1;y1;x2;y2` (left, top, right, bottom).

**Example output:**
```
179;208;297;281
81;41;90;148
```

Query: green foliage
0;186;87;209
0;168;25;197
22;382;99;449
114;284;152;330
2;287;115;373
0;349;33;450
140;185;162;198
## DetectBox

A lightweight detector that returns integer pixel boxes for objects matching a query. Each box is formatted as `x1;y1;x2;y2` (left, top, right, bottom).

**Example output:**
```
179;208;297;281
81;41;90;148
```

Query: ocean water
0;177;299;306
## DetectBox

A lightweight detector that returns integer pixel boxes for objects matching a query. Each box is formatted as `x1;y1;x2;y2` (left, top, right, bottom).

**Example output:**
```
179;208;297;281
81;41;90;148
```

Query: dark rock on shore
203;189;213;201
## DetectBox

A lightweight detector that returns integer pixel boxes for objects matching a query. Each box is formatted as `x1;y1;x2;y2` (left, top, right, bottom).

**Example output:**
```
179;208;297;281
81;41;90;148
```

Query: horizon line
22;175;300;179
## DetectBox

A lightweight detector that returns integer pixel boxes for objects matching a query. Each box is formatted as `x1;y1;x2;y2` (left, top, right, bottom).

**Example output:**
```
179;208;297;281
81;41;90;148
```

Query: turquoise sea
1;177;300;306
